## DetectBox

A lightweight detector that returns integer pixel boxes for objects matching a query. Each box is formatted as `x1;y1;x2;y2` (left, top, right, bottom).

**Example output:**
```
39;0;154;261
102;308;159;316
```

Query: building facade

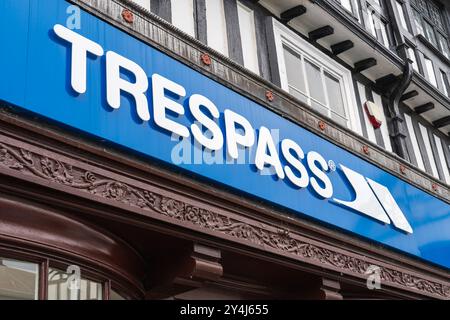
0;0;449;299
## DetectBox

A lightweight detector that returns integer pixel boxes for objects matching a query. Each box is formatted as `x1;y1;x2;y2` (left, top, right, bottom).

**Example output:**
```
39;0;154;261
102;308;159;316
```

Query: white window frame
272;18;362;135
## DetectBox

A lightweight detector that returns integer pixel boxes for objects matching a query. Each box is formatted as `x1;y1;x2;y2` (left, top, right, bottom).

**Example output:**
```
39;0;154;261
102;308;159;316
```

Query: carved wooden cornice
0;132;449;299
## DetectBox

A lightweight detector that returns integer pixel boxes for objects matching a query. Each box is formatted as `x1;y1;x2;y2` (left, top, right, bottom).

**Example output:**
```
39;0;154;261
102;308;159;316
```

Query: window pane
283;46;306;95
396;1;408;31
371;12;389;47
413;10;423;35
305;59;326;106
325;72;346;119
437;33;450;59
424;57;437;87
440;70;449;97
379;21;389;47
0;258;39;300
407;48;419;72
366;10;377;37
48;268;102;300
424;20;437;46
340;0;353;12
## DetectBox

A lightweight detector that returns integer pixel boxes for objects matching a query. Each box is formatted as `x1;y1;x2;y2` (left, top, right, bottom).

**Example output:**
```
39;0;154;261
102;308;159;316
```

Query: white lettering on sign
53;24;103;94
106;51;150;121
53;24;413;234
189;94;223;151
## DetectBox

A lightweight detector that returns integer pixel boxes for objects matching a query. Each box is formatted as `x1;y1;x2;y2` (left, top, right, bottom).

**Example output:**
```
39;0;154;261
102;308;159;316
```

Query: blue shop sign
0;0;449;269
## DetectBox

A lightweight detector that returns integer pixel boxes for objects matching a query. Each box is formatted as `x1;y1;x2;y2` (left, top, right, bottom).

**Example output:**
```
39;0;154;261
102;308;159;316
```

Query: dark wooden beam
433;116;450;129
400;90;419;101
309;26;334;41
280;5;306;23
375;74;398;88
353;58;377;73
331;40;354;55
414;102;435;115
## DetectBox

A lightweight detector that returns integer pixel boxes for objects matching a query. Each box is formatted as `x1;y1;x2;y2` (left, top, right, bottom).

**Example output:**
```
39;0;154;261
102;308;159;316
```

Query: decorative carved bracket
182;243;223;282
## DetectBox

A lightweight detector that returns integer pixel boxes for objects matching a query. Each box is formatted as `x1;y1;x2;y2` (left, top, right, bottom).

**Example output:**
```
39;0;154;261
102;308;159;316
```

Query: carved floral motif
0;141;449;298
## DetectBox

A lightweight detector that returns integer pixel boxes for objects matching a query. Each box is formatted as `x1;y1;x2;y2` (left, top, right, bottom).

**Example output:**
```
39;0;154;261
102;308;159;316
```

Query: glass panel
379;21;389;47
0;258;39;300
288;86;309;104
440;70;449;97
311;100;328;117
325;72;346;119
424;57;437;87
424;20;437;46
371;12;389;47
427;1;444;31
366;9;377;37
407;48;419;72
340;0;353;12
331;112;348;127
283;46;306;94
437;33;450;59
48;268;102;300
305;59;326;106
396;1;408;31
412;10;423;35
110;290;126;300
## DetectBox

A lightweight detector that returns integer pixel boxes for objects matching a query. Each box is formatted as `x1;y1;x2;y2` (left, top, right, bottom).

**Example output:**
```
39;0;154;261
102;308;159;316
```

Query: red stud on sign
122;10;134;24
432;183;438;191
362;145;370;155
400;165;406;174
318;120;326;131
200;53;212;66
265;90;274;102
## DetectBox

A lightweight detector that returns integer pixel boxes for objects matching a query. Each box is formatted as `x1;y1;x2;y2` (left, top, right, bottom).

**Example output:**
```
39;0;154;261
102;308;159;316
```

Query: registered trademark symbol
328;160;336;172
